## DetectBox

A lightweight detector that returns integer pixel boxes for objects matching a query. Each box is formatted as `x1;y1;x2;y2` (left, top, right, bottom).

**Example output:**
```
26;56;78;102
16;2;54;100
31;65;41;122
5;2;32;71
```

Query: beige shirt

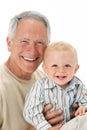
0;64;45;130
60;113;87;130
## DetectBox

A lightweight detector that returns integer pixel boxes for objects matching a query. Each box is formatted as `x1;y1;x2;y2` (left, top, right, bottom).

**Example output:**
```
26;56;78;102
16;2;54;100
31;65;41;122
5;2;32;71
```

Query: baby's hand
75;106;87;116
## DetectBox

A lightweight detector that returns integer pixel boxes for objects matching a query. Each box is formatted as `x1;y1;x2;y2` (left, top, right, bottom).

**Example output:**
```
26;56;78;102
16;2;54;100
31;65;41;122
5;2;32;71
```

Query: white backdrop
0;0;87;86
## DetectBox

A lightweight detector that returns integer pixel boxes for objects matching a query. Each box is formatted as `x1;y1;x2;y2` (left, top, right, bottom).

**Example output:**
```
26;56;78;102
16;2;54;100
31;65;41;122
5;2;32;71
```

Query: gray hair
7;11;51;40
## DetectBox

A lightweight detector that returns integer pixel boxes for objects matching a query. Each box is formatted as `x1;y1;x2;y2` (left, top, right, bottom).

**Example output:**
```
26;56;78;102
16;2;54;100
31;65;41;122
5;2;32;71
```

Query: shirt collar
45;76;81;92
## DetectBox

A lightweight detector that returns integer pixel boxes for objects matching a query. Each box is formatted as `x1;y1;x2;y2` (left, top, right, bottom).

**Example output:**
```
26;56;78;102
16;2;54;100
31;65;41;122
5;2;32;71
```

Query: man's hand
70;103;79;119
28;103;79;129
43;104;64;126
28;125;36;130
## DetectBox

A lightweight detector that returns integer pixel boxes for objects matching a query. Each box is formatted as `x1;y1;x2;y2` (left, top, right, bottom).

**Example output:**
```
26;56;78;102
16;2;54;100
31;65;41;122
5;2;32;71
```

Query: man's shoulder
33;69;46;80
0;64;6;78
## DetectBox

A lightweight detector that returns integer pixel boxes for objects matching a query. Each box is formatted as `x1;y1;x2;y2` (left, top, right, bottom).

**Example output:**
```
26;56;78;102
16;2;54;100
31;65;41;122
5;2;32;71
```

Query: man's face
7;19;49;77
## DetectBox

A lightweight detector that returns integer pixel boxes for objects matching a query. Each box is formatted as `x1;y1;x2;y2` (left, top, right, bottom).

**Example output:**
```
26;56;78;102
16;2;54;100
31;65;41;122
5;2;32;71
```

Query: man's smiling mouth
23;56;39;62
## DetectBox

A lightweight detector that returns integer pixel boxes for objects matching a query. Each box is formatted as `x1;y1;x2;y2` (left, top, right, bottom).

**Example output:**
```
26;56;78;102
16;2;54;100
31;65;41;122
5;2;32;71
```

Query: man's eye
37;41;44;45
51;64;58;67
36;40;46;45
21;40;29;43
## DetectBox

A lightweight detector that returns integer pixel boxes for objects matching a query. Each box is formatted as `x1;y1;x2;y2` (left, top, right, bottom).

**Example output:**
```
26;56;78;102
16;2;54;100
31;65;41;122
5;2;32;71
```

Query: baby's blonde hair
43;41;78;63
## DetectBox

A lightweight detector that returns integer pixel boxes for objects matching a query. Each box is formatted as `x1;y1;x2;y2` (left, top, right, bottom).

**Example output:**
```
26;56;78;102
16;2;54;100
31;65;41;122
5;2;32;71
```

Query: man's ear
6;37;12;52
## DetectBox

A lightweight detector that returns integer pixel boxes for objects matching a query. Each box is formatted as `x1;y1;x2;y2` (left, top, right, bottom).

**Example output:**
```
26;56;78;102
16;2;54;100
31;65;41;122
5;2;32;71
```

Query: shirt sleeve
23;80;51;130
75;84;87;106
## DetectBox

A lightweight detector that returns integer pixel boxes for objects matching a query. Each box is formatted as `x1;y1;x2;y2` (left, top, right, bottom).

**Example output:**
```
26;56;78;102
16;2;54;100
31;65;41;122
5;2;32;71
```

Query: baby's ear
42;63;45;70
42;63;46;73
75;64;79;73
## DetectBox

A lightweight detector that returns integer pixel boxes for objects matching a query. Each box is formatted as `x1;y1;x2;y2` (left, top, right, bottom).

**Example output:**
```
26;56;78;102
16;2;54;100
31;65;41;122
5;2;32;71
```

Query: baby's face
43;50;79;89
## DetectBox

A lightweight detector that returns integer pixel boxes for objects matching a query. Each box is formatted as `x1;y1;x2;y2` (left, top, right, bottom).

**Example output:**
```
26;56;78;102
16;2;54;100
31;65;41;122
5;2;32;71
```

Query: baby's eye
65;64;71;67
51;64;58;67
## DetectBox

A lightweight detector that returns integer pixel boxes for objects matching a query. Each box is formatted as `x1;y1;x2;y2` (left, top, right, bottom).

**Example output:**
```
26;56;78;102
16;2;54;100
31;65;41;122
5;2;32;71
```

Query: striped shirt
23;76;87;130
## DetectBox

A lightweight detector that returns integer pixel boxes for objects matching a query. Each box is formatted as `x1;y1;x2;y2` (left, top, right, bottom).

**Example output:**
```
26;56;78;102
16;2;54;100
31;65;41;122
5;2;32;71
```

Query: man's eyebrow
18;38;30;41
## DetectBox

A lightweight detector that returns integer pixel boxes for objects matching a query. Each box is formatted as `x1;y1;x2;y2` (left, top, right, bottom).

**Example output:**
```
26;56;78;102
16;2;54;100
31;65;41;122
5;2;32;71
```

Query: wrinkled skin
6;19;48;80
